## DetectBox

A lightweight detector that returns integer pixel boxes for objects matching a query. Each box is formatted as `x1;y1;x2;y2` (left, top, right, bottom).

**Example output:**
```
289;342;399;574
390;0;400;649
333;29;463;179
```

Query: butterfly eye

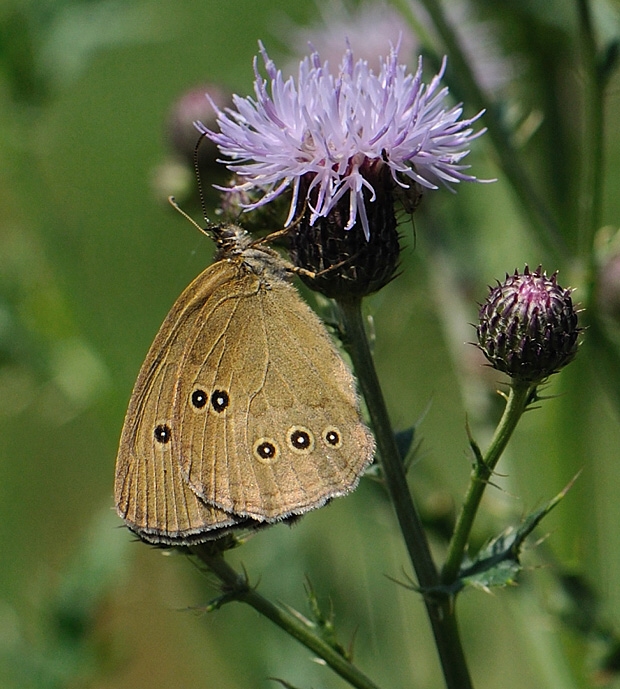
253;438;280;464
210;389;230;413
287;426;315;454
322;427;343;448
191;389;208;409
154;424;172;444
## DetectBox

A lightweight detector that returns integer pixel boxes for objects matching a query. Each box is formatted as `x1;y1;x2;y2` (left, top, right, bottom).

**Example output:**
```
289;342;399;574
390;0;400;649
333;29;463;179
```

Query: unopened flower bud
477;266;580;384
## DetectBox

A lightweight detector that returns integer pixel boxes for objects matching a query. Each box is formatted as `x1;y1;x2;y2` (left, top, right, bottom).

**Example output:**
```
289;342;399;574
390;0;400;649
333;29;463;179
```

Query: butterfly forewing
115;262;249;544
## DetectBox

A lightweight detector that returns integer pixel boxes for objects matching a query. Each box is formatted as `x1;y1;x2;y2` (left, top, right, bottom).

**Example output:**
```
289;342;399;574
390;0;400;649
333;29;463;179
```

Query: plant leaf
458;474;579;591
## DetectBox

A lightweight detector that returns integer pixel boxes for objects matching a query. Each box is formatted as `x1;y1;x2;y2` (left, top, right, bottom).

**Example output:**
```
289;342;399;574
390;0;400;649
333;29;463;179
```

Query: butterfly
115;222;375;545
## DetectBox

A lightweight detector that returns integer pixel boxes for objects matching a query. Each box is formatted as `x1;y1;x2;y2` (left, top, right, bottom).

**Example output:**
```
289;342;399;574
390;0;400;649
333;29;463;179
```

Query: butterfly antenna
193;131;212;228
168;196;207;235
168;131;217;236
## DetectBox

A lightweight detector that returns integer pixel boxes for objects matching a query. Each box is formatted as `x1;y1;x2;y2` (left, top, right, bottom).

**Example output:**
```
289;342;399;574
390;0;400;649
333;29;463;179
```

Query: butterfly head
209;223;254;259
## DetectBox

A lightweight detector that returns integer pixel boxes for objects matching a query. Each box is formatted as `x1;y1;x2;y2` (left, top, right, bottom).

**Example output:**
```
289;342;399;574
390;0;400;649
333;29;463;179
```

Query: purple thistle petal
199;43;491;235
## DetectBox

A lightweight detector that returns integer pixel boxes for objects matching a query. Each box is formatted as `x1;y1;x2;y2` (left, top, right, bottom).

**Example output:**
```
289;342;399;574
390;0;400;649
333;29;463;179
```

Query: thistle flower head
198;42;488;240
477;266;581;384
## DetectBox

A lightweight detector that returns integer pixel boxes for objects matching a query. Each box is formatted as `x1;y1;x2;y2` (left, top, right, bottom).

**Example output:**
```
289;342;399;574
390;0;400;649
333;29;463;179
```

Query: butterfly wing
114;261;249;545
174;266;375;520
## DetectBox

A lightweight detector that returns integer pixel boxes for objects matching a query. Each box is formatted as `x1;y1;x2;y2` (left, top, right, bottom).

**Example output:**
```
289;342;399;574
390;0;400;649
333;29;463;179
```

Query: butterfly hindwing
174;264;374;520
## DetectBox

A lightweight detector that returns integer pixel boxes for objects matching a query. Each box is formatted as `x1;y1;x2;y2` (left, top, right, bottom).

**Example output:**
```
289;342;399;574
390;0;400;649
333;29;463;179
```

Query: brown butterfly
115;223;375;545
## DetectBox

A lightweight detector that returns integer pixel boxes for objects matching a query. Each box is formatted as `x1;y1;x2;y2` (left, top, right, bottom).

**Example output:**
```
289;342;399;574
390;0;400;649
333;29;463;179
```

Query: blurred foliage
2;0;620;688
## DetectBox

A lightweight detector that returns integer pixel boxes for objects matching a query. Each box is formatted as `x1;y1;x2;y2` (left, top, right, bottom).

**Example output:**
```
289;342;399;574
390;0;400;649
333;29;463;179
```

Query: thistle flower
197;42;488;241
477;267;581;385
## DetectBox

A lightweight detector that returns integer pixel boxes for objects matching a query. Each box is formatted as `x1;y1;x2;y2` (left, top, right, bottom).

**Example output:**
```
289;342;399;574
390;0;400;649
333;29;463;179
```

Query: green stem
441;381;533;585
336;296;473;689
391;0;567;261
191;544;384;689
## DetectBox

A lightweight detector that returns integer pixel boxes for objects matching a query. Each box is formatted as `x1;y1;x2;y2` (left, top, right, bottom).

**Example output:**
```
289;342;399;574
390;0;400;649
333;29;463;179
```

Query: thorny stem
191;544;385;689
441;381;534;586
336;296;473;689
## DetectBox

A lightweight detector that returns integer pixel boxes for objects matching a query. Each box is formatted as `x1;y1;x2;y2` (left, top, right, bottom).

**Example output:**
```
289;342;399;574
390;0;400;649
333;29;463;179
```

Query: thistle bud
477;266;580;384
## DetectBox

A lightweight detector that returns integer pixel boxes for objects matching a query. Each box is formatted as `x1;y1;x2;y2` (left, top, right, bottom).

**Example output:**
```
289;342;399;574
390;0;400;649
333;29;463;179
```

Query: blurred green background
2;1;620;688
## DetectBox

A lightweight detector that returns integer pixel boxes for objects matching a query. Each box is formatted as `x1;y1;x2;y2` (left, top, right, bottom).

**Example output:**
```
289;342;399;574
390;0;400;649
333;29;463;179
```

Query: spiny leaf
304;578;350;659
459;474;579;591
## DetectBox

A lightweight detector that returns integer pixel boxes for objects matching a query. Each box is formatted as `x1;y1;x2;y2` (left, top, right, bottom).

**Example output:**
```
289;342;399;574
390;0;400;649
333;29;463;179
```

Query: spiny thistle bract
477;266;581;384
